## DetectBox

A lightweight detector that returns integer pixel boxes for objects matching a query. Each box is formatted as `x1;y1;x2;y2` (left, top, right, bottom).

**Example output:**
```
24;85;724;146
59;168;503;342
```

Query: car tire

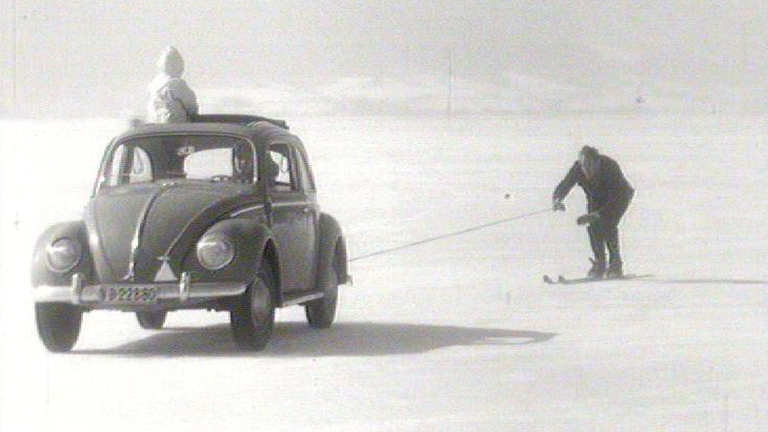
305;263;339;329
136;311;167;330
35;303;82;353
230;259;276;351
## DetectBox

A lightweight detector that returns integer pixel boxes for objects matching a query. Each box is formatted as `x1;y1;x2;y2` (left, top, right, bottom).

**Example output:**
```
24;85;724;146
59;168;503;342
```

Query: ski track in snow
1;115;767;431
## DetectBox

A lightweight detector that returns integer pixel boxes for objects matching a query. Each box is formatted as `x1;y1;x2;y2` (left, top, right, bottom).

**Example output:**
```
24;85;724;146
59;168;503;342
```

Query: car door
292;145;320;290
267;143;315;294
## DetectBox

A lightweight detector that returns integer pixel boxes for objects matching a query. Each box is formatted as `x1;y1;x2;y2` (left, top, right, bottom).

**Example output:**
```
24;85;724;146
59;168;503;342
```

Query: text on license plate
105;287;158;304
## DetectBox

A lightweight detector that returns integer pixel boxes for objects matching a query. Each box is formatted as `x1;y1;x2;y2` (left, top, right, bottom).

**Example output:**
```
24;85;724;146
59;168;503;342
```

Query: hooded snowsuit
146;47;199;123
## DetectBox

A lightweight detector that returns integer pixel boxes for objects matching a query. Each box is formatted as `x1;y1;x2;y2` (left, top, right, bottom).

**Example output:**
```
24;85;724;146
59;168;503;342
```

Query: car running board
281;291;324;307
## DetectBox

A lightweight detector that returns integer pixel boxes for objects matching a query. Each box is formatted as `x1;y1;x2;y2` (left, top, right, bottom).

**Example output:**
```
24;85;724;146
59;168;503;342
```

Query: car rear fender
315;213;349;289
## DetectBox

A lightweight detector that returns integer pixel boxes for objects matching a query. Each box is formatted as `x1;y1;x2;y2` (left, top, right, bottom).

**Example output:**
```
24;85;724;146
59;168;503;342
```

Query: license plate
105;287;158;304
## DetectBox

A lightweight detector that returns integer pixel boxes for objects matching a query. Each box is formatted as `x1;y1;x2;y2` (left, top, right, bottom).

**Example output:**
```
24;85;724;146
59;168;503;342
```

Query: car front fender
31;221;93;288
184;218;275;286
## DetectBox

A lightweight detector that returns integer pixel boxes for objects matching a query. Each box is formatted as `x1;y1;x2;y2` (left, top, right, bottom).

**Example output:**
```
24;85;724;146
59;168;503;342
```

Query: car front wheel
305;263;339;329
230;260;276;351
36;303;82;352
136;311;167;329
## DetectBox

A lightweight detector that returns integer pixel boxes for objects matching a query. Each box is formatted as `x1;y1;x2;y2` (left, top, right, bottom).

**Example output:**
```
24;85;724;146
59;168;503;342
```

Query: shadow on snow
645;278;768;286
73;321;557;357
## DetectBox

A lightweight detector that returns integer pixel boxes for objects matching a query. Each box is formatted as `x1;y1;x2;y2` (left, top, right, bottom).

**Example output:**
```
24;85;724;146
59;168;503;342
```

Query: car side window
267;144;296;192
295;150;316;192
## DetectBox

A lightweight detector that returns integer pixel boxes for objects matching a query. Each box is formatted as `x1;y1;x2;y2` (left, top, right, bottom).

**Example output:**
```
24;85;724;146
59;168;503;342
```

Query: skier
552;146;634;279
147;46;199;123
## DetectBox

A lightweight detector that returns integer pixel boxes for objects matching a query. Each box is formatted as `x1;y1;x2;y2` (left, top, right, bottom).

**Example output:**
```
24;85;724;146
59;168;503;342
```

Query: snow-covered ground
0;114;766;431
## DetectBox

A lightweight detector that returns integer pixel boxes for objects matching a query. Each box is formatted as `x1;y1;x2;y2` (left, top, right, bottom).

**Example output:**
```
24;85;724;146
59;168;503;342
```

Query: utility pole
446;49;453;117
12;0;19;117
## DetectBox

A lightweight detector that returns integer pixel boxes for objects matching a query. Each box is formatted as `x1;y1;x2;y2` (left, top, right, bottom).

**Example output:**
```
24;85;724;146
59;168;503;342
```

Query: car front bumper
34;272;248;308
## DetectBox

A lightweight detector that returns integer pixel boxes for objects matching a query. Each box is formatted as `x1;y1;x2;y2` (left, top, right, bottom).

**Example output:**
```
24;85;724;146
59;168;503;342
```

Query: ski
543;274;652;285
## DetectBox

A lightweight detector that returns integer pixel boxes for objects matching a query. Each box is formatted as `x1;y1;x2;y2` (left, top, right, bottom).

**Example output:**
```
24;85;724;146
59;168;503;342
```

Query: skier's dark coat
553;155;634;224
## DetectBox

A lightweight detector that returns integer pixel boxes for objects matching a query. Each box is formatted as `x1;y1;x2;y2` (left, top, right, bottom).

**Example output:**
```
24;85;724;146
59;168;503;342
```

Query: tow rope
350;208;551;262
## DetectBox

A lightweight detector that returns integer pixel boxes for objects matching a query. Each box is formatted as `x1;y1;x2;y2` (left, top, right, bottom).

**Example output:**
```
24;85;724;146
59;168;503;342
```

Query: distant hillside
194;73;768;117
4;0;768;118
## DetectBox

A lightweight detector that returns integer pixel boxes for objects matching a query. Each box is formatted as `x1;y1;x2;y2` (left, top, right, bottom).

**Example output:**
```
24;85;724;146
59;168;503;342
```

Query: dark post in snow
446;49;453;117
11;0;18;116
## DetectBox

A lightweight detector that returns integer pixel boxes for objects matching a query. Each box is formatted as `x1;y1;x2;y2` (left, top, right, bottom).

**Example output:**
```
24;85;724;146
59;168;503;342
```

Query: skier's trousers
587;189;634;266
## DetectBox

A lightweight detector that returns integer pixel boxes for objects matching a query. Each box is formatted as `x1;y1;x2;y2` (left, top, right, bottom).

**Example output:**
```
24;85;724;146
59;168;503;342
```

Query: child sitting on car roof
146;46;199;123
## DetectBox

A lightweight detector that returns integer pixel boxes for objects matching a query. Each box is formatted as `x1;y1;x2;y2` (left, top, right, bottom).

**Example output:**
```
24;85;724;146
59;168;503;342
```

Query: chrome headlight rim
196;234;236;271
45;237;83;273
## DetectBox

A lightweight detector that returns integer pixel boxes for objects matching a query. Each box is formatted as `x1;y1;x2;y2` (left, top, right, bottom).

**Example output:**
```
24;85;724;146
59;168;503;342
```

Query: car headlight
46;238;82;273
196;234;235;270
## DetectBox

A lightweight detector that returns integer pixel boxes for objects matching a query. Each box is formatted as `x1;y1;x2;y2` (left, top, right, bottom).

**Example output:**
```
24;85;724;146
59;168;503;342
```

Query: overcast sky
1;0;766;117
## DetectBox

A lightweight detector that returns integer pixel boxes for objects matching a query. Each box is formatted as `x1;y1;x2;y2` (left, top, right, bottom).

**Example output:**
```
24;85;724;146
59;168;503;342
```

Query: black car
32;115;351;352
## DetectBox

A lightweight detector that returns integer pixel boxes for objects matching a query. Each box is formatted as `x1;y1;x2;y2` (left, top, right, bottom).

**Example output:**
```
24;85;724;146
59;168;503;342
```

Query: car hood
85;181;254;283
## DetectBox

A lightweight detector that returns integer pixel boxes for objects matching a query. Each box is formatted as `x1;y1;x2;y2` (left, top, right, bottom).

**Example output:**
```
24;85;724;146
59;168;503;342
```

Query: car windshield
101;134;256;188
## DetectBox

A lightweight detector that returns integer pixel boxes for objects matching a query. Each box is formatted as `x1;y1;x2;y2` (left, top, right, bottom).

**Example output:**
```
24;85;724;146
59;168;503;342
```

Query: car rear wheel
136;311;167;330
230;260;276;351
36;303;82;353
305;263;339;329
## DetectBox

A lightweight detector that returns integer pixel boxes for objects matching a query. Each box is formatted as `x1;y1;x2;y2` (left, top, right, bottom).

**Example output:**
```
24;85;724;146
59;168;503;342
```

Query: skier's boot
587;258;606;279
606;261;624;279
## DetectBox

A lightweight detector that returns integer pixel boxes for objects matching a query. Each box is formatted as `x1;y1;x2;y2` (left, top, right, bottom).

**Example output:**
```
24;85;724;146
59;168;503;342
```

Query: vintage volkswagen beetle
32;114;350;352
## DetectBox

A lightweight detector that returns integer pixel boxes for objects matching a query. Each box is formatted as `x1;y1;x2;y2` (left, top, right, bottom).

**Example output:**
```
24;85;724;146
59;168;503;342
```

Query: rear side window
295;151;316;191
267;144;296;192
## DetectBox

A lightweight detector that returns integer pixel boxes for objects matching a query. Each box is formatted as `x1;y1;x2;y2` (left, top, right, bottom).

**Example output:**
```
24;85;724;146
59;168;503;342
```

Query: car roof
115;114;302;149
